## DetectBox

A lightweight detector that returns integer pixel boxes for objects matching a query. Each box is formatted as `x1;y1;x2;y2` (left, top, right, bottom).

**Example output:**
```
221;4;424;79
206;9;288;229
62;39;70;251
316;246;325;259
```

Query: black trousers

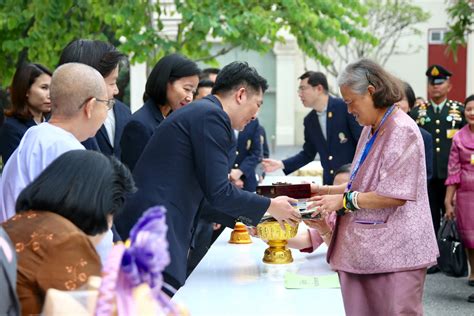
186;218;214;276
428;177;446;235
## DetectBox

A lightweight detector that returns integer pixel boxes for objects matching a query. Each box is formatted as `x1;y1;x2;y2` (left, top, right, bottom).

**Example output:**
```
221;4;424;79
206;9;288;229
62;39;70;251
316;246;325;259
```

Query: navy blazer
82;100;131;157
95;100;131;158
233;119;262;192
420;126;433;181
115;95;270;289
0;116;36;164
259;124;270;158
283;96;362;184
120;99;164;171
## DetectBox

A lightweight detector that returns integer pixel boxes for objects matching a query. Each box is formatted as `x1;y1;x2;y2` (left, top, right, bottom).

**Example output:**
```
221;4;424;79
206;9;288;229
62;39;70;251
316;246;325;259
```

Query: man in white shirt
0;63;109;221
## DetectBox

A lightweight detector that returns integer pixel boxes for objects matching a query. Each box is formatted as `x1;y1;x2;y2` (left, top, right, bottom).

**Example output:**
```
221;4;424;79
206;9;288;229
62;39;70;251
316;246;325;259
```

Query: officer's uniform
410;65;466;234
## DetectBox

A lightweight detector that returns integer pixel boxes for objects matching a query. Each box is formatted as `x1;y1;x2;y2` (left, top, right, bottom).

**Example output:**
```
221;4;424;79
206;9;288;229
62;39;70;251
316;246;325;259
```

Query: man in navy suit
115;62;301;293
94;99;131;158
263;71;362;185
230;118;262;192
58;39;132;159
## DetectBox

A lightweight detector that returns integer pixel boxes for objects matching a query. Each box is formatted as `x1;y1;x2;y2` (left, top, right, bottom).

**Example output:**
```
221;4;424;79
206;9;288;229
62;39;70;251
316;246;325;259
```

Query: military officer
410;65;466;238
262;71;362;185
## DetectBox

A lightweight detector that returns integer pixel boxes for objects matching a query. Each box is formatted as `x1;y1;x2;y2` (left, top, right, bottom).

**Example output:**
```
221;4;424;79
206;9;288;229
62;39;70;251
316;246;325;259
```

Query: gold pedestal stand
256;221;298;264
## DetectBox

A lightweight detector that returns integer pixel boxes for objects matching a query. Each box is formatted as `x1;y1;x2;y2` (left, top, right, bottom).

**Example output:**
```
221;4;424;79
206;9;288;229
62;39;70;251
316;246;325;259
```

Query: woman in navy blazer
400;82;433;181
0;63;52;165
120;54;200;171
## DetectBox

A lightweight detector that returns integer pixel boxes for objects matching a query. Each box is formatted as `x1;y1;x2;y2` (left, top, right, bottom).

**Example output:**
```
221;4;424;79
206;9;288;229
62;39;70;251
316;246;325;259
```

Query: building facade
129;0;473;147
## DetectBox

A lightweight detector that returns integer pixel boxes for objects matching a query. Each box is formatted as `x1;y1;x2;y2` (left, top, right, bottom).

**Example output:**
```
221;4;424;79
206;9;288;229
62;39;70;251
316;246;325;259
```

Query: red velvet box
256;183;311;199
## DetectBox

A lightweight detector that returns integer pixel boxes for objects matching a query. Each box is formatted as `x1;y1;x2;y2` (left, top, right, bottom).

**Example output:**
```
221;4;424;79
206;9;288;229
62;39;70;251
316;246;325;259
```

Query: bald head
50;63;107;117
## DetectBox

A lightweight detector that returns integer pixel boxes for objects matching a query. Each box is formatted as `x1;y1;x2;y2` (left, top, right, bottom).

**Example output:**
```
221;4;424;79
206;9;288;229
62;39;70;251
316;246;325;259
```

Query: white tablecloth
172;228;344;315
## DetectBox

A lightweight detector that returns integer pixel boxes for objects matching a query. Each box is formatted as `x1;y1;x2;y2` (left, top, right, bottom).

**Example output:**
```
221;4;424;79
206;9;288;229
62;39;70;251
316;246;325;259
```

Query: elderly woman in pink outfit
307;59;439;316
444;95;474;302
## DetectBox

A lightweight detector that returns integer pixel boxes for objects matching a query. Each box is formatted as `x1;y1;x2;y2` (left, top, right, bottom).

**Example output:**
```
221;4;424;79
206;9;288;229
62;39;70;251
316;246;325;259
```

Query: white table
172;228;345;315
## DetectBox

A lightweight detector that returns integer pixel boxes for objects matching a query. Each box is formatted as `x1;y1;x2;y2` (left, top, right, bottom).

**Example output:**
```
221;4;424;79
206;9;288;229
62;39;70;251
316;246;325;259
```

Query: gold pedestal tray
229;222;252;244
256;221;298;264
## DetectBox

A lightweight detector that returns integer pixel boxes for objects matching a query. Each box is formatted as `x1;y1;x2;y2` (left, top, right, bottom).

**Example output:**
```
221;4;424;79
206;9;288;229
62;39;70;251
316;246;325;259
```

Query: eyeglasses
95;98;116;110
297;85;312;92
78;97;115;110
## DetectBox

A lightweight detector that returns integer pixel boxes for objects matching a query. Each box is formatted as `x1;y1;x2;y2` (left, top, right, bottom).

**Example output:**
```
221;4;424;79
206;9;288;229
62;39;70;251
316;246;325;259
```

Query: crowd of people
0;37;472;316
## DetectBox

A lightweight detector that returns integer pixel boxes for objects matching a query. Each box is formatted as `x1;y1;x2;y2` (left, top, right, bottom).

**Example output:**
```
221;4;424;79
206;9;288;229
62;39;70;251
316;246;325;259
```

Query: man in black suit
116;62;301;293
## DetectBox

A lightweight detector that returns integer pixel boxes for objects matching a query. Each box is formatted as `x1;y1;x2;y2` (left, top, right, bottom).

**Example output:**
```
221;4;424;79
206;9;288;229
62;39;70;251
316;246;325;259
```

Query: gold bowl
256;221;299;264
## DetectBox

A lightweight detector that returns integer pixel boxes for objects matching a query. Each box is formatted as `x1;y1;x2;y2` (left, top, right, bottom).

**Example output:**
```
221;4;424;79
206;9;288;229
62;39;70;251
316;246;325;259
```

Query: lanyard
347;105;395;190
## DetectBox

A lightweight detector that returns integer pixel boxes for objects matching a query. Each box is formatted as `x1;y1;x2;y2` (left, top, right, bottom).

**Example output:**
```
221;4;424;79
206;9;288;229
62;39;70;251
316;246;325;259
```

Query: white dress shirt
316;106;328;140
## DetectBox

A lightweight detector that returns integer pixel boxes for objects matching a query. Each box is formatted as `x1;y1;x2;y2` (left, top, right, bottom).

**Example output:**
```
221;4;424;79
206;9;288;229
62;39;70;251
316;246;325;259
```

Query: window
429;29;447;44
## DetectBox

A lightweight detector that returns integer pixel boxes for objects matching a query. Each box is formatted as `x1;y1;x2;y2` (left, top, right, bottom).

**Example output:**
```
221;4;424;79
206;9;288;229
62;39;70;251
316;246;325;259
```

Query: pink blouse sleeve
445;136;461;185
300;212;336;253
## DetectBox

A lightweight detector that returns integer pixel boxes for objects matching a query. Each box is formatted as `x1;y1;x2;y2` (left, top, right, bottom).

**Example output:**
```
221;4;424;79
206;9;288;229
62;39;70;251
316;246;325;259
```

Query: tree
312;0;429;79
0;0;376;89
0;0;153;87
445;0;474;56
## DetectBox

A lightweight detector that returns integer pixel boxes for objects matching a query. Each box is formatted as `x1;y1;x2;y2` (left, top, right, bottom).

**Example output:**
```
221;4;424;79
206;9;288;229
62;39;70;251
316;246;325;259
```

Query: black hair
197;79;214;89
335;163;351;177
202;68;220;75
58;39;125;77
6;63;52;120
403;82;416;110
465;94;474;105
144;54;200;105
299;71;329;92
212;61;268;95
16;150;136;235
200;67;220;80
194;79;214;98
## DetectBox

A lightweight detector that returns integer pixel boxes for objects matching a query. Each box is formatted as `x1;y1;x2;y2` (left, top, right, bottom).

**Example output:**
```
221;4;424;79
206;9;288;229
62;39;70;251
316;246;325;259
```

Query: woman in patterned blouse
2;150;135;315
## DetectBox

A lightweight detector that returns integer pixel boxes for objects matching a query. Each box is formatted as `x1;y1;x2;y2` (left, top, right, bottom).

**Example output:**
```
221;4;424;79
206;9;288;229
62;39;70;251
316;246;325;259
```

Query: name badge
447;129;458;139
471;154;474;165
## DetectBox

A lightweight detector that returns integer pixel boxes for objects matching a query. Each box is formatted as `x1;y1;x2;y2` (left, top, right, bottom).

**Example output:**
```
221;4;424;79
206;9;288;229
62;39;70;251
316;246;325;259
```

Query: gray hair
337;63;371;95
50;63;106;117
337;59;403;109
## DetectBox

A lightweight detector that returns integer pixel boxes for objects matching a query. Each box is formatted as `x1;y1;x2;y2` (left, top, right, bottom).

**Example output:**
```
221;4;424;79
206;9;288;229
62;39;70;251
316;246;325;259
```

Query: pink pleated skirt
338;268;426;316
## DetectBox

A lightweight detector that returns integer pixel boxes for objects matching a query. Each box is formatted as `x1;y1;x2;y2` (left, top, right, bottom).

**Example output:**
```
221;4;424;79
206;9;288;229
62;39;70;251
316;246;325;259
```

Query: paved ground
271;145;474;315
424;272;474;315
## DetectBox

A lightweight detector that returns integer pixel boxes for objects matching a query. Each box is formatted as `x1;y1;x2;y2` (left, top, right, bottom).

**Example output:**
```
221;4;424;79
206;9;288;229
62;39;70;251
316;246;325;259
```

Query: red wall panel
428;44;467;102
